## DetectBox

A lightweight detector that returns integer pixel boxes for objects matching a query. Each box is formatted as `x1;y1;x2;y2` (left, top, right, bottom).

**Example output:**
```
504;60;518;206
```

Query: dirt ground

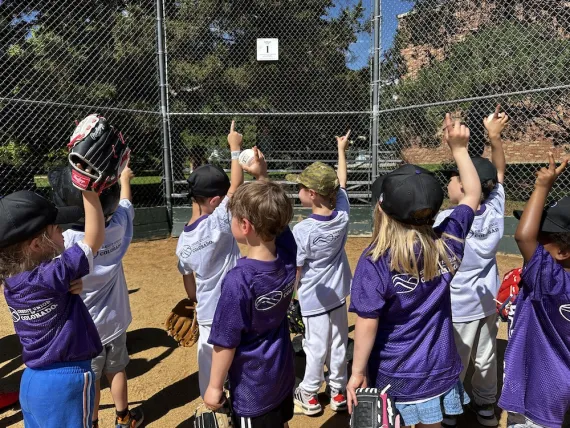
0;237;523;428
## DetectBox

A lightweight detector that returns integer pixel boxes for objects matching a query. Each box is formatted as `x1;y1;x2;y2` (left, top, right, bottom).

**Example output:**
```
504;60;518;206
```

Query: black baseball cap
48;166;120;219
443;156;498;183
371;164;444;225
187;164;230;198
514;196;570;233
0;191;83;248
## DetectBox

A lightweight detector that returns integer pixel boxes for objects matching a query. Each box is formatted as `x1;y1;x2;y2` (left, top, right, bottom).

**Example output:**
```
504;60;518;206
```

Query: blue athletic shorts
19;360;95;428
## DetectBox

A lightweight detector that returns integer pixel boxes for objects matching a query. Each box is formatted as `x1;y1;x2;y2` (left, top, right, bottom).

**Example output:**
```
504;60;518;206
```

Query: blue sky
339;0;414;70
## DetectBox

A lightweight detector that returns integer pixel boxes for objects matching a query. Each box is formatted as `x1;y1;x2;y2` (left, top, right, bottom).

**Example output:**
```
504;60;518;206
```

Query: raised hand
228;120;243;152
483;104;509;138
444;113;470;151
241;146;268;180
336;130;351;152
535;152;568;189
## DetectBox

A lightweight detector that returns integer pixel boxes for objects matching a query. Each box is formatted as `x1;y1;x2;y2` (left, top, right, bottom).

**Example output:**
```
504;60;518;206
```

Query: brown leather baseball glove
165;298;199;347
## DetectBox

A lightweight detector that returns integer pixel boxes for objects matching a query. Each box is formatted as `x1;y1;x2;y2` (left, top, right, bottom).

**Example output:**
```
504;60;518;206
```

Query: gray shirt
293;188;352;316
434;184;505;322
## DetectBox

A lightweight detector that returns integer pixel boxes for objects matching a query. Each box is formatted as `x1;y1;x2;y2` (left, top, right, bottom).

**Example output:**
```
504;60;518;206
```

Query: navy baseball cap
187;164;230;198
372;164;444;225
514;196;570;233
0;191;83;248
442;156;498;184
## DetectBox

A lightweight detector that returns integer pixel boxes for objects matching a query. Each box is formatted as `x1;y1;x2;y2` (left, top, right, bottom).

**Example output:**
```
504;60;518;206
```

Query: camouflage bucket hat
286;162;339;196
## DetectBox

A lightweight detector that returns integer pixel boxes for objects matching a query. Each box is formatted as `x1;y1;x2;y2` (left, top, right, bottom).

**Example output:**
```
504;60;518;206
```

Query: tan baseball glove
194;401;233;428
165;298;199;347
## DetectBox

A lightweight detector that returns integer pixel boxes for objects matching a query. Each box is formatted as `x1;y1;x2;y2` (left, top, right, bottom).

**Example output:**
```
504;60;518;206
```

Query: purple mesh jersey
349;205;474;402
3;244;103;368
499;245;570;427
208;227;297;417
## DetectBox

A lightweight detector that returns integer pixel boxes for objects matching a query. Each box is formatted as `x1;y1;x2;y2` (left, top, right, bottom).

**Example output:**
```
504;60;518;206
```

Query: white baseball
239;149;255;166
487;112;505;122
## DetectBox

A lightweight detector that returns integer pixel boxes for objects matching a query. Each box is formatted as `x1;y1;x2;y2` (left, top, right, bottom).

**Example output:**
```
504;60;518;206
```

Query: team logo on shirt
7;301;58;323
560;304;570;322
392;274;419;293
179;239;214;258
8;307;20;323
254;280;295;311
313;231;341;246
466;221;500;239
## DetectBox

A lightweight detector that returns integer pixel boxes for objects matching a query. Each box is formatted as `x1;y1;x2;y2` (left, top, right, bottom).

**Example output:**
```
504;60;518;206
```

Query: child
0;189;105;427
434;106;509;427
346;114;482;428
203;149;297;428
499;153;570;428
52;164;143;428
176;121;244;397
286;131;352;415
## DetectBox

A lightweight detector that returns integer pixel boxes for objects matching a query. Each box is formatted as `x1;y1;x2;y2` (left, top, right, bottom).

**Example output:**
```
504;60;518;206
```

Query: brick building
393;1;570;165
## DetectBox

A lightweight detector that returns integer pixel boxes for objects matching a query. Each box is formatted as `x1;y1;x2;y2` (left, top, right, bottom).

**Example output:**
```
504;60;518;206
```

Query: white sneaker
328;387;347;412
293;387;322;416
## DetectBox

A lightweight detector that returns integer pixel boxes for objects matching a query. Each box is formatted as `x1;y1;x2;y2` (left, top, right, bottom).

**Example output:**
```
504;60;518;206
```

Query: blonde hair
228;181;293;241
0;229;62;286
369;207;462;281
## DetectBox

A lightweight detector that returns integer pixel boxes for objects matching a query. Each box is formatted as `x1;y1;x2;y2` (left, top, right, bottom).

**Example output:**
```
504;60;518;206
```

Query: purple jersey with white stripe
208;227;297;417
3;244;103;368
349;205;474;402
499;245;570;427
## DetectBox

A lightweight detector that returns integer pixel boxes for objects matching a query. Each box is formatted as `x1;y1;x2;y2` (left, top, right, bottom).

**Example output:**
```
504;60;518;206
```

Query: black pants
233;394;294;428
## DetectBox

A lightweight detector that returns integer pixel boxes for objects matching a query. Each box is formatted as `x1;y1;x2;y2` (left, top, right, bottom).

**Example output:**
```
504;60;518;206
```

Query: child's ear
241;218;253;235
555;246;570;262
309;189;317;200
209;195;222;206
28;236;43;255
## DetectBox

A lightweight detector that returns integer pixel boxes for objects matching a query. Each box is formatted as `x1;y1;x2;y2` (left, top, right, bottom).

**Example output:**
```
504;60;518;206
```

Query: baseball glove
194;400;233;428
350;387;401;428
68;114;130;193
165;298;199;347
287;299;305;336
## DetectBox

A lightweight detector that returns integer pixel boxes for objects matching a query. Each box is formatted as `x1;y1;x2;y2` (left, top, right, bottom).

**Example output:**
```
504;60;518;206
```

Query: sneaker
115;407;144;428
441;414;457;428
468;402;498;427
293;387;322;416
325;386;347;412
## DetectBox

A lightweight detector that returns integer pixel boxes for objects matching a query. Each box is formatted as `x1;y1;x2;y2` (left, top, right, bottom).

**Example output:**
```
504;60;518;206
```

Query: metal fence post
156;0;174;221
371;0;381;182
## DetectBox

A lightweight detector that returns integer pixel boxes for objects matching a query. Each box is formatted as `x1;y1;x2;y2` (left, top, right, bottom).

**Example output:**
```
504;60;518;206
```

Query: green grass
34;175;163;188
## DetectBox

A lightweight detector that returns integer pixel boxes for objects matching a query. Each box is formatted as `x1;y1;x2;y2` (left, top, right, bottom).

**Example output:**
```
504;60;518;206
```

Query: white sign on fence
257;38;279;61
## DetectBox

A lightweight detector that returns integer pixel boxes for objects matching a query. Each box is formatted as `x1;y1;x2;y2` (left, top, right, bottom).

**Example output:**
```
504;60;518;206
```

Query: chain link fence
1;0;569;215
378;0;570;212
0;1;164;207
164;0;374;207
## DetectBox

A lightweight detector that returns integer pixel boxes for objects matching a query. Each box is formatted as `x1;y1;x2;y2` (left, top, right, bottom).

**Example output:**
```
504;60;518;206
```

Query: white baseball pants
453;313;499;405
198;323;213;398
299;303;348;393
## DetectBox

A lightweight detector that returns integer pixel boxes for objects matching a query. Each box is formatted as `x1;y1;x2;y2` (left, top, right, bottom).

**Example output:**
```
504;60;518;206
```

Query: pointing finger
345;129;351;139
555;158;569;175
230;120;235;133
548;152;556;170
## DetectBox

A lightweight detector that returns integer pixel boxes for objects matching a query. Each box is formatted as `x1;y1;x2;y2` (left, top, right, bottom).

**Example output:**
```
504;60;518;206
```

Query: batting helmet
48;165;120;220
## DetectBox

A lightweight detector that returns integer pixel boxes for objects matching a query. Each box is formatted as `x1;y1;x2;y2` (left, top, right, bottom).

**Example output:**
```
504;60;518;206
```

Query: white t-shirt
176;197;241;325
434;184;505;322
63;199;134;345
293;188;352;316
